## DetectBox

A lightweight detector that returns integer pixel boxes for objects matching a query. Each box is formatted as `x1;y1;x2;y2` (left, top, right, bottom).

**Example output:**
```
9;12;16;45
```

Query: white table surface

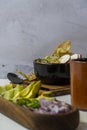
0;79;87;130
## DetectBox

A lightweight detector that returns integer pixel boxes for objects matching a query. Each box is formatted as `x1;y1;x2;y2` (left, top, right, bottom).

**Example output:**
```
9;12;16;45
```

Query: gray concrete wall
0;0;87;78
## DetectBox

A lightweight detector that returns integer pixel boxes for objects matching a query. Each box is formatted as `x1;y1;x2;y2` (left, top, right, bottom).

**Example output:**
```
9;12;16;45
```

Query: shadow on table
77;122;87;130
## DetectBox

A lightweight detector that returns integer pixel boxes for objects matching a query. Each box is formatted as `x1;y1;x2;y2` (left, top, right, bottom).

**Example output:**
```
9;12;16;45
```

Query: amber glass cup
70;58;87;110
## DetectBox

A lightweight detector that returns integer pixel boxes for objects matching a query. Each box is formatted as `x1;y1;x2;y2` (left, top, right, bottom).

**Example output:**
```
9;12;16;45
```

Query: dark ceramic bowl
33;59;70;85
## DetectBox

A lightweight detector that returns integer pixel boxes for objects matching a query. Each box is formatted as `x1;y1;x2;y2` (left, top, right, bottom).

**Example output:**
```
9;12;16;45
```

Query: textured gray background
0;0;87;78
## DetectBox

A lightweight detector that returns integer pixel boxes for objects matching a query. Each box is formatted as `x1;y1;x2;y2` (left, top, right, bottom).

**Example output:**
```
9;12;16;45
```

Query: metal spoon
7;73;24;84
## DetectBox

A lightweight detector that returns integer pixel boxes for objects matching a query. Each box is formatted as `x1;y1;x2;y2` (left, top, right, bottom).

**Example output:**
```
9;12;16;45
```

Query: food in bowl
0;80;79;130
33;40;81;85
0;95;79;130
16;98;71;114
33;59;70;85
35;54;81;64
16;95;79;130
16;97;79;130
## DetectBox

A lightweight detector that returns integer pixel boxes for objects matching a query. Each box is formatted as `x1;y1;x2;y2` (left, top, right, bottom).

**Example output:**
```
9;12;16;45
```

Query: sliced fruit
59;54;70;63
25;80;41;99
14;84;23;96
19;81;36;97
3;89;14;100
71;54;81;60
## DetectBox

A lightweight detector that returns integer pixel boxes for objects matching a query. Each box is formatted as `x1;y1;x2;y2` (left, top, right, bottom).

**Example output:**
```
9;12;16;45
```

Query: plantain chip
51;40;72;56
16;70;37;81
